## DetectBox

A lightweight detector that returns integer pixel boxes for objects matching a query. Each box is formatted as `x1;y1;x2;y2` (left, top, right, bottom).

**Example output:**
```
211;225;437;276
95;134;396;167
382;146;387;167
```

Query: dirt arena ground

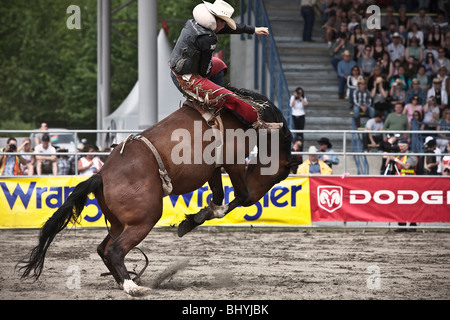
0;227;449;300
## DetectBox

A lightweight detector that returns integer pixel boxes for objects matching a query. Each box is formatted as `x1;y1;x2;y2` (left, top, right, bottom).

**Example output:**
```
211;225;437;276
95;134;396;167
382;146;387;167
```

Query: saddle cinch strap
120;134;173;197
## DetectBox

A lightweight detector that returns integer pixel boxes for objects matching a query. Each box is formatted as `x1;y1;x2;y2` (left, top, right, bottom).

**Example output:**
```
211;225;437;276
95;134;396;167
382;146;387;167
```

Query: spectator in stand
405;37;424;67
423;96;441;131
78;144;104;176
408;23;425;48
346;65;363;101
428;24;445;50
405;78;427;105
389;78;406;108
347;0;365;21
383;103;410;141
18;138;34;176
372;38;386;62
364;112;384;151
379;52;392;79
291;138;303;170
0;138;27;176
423;41;438;61
436;47;450;72
352;78;375;127
367;65;383;91
410;111;424;153
381;6;397;29
300;0;317;42
337;50;357;99
427;77;448;114
296;146;332;175
371;77;390;115
436;108;450;152
34;134;57;176
290;87;308;140
387;33;405;64
330;32;354;72
397;7;411;32
434;11;448;34
57;149;71;176
403;94;424;124
410;65;431;91
411;7;434;35
389;65;408;90
357;45;376;77
443;156;450;176
422;51;439;77
350;24;368;50
317;137;339;169
31;122;48;147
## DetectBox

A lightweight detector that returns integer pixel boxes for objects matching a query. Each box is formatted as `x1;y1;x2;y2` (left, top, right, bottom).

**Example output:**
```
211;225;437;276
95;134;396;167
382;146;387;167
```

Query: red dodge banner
310;177;450;223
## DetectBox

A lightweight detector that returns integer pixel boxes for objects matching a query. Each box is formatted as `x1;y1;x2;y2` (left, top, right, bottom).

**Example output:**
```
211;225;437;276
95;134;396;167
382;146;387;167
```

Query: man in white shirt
35;134;57;175
387;33;405;63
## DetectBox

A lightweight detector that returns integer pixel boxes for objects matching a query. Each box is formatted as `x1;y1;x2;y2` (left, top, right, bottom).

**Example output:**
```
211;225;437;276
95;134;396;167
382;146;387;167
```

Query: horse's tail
18;174;103;281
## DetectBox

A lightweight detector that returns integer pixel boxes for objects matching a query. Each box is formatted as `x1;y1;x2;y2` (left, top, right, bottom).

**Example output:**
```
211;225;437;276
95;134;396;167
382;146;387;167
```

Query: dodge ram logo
318;186;343;213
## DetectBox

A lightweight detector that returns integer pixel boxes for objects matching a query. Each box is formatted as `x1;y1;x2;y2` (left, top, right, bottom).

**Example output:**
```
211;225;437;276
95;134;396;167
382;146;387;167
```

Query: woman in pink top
403;94;423;123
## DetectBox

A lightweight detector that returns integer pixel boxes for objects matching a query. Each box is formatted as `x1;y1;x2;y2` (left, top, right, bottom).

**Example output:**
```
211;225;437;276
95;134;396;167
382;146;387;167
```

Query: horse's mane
226;86;293;156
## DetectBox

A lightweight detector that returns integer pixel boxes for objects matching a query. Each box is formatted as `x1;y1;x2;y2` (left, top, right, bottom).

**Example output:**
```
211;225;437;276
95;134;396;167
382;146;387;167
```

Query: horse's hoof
177;219;194;237
194;207;211;224
123;279;151;296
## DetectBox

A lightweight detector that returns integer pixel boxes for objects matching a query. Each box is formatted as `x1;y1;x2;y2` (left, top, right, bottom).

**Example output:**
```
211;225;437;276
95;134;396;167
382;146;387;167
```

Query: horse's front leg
178;167;227;237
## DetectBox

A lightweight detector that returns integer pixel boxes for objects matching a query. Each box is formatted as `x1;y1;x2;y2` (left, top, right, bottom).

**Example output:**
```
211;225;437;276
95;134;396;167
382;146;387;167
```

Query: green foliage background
0;0;237;134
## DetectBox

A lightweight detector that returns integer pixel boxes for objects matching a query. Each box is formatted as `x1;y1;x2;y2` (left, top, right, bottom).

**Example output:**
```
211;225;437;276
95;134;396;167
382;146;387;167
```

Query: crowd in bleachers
325;1;450;145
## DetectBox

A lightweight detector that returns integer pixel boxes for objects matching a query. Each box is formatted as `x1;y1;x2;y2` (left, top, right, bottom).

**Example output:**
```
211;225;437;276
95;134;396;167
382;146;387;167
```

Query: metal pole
138;0;158;129
101;0;111;146
97;0;102;147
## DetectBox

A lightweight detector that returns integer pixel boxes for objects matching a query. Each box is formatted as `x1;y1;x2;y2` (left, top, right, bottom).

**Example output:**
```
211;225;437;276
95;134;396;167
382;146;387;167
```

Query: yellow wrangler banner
0;176;311;229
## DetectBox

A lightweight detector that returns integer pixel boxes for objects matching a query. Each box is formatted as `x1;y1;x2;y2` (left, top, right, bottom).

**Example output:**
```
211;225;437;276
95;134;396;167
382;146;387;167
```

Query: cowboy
170;0;279;129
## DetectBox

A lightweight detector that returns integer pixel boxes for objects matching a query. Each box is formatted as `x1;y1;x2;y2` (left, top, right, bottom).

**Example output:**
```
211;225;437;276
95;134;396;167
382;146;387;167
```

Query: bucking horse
18;88;299;296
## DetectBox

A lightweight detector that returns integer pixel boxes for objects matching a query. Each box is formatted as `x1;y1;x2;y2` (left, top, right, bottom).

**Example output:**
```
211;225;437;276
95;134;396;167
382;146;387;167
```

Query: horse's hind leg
104;223;155;296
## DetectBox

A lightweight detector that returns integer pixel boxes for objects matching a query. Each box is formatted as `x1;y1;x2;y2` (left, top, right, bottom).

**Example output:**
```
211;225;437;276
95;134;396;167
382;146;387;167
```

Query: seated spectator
428;24;445;50
422;96;441;130
357;45;376;77
407;23;425;48
18;138;34;176
346;65;363;100
371;77;390;115
364;113;384;151
372;38;387;62
389;78;407;108
436;108;450;152
422;51;440;77
349;24;368;48
383;103;410;141
0;138;27;176
330;32;354;72
367;65;383;90
337;50;357;99
57;149;71;176
410;65;431;91
405;37;424;67
436;47;450;72
296;146;332;175
397;7;411;32
78;144;104;176
387;33;405;64
34;134;57;175
381;6;397;29
434;11;448;34
389;65;408;90
411;8;434;35
317;137;339;168
378;52;391;79
428;77;448;113
442;156;450;176
405;78;427;105
352;78;375;127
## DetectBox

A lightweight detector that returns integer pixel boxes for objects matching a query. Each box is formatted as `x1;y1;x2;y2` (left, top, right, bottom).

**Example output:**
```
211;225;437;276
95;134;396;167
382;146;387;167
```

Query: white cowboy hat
203;0;236;30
